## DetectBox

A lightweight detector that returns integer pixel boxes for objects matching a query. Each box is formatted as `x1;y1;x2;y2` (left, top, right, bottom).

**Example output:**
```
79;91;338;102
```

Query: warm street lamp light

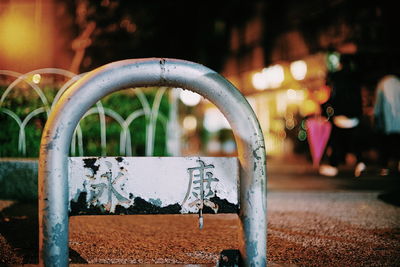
268;65;285;88
183;115;197;132
252;71;269;90
203;107;230;132
290;60;307;80
179;88;201;106
32;74;41;84
252;64;284;90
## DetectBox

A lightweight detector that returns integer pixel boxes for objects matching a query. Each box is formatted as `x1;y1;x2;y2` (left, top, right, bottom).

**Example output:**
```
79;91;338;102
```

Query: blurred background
1;0;399;161
1;1;400;265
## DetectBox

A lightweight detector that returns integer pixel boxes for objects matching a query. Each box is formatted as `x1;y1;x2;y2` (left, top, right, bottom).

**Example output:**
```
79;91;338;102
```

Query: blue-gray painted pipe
38;58;267;266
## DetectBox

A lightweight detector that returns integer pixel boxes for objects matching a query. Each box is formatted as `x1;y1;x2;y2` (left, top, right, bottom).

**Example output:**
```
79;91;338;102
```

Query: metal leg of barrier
39;58;267;266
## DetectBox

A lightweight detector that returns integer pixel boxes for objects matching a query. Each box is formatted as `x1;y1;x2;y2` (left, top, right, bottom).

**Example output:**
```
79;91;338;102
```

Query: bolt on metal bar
39;58;267;266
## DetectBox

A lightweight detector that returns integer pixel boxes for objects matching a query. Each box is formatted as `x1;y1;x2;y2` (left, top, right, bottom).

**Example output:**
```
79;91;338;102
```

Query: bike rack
38;58;267;266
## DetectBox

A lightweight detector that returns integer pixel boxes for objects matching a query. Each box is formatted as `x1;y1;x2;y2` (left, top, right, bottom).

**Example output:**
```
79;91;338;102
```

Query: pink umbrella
306;117;332;167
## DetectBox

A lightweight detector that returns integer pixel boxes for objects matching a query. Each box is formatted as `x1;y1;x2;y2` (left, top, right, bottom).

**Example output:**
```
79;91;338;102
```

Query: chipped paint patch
82;158;99;175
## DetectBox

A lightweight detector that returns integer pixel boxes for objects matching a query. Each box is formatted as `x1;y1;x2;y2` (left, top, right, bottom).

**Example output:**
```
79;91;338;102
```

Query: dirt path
1;191;400;266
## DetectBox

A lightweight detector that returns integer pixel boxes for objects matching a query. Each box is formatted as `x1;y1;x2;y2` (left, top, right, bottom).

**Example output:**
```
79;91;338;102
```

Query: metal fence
0;68;176;157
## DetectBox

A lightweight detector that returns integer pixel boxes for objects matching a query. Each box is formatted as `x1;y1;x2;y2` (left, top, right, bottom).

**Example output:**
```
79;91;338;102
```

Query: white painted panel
68;157;239;214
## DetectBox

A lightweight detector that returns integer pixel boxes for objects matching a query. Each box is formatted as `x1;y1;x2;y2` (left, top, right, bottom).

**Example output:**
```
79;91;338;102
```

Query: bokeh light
32;74;41;84
252;64;285;90
182;115;197;132
300;99;320;117
327;52;341;72
290;60;307;80
179;89;201;106
286;89;297;101
0;11;39;59
203;108;230;132
315;85;331;104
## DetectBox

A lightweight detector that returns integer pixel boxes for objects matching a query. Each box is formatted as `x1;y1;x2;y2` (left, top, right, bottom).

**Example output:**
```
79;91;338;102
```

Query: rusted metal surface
68;156;239;215
39;58;267;266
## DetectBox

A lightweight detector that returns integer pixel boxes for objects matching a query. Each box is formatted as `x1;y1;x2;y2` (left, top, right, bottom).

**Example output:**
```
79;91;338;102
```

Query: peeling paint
207;195;239;213
252;145;265;161
149;198;162;206
69;192;180;215
82;158;100;175
246;192;253;208
247;240;259;258
43;221;68;266
69;191;238;215
69;157;239;214
121;197;181;215
159;58;166;83
44;141;54;151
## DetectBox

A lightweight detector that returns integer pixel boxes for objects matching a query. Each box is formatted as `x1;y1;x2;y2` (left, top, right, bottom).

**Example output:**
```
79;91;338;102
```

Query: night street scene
0;0;399;266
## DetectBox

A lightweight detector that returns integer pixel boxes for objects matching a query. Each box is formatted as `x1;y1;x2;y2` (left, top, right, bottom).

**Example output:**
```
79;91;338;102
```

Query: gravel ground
267;191;400;266
1;191;400;266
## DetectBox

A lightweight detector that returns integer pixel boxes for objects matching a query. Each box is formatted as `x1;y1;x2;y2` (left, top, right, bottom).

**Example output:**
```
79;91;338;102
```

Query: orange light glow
300;99;321;117
0;12;40;59
0;2;54;72
315;85;331;104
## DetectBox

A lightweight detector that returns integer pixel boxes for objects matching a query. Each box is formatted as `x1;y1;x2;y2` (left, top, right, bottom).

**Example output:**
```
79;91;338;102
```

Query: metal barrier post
39;58;267;266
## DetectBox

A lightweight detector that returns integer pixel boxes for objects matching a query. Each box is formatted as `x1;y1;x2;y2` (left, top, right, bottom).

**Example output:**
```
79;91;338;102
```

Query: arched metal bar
0;68;78;115
80;106;129;156
50;73;86;112
95;101;107;156
132;88;152;154
125;109;146;156
0;69;81;113
147;87;167;156
70;124;84;156
0;108;23;154
20;107;47;156
39;58;267;267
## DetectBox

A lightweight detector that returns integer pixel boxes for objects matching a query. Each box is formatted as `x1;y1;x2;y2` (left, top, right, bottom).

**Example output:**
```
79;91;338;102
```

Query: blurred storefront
177;50;331;157
227;52;330;156
217;14;329;157
215;1;393;158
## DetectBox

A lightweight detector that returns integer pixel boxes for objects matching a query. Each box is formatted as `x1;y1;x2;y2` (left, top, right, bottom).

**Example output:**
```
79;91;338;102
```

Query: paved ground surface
1;156;400;266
